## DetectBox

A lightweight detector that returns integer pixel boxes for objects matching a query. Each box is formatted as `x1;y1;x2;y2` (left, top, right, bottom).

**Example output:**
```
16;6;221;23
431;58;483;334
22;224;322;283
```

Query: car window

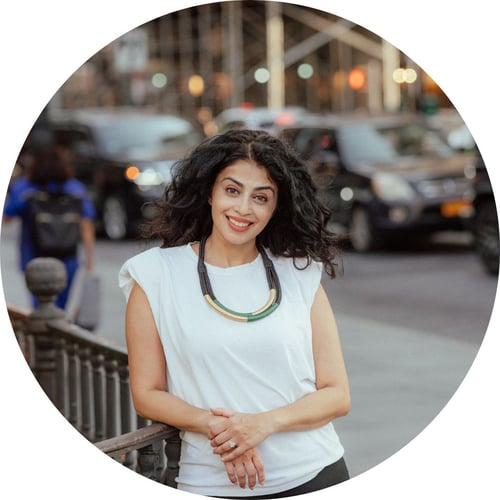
53;127;96;160
337;123;454;167
379;124;453;158
92;116;200;157
290;128;338;160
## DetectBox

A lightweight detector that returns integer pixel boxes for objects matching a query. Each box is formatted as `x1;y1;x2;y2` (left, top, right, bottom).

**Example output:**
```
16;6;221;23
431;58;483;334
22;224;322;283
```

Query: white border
0;1;498;499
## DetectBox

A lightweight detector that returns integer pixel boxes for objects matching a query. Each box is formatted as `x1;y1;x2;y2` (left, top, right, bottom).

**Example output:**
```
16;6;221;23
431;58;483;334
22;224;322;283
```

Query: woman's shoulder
119;244;191;298
272;253;323;276
272;254;323;303
123;244;192;270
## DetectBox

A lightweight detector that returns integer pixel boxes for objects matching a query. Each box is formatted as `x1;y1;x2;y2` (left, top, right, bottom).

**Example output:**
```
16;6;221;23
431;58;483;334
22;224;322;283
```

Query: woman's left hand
208;407;273;461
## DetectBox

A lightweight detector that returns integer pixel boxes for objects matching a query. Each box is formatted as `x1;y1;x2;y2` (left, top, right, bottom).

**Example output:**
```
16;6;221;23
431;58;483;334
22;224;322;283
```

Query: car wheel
102;195;128;240
348;205;382;252
475;199;499;274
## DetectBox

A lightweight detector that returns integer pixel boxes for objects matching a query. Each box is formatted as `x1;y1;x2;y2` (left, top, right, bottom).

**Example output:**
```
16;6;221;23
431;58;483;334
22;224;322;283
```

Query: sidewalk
333;312;479;477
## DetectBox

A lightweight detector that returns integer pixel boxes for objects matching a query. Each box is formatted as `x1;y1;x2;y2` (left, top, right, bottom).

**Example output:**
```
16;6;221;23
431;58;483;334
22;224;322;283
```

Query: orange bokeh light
348;68;366;90
125;165;140;181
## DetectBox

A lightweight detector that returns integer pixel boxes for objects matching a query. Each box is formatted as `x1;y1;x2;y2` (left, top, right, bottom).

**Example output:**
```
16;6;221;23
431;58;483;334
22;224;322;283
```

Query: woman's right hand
206;410;265;489
223;447;265;490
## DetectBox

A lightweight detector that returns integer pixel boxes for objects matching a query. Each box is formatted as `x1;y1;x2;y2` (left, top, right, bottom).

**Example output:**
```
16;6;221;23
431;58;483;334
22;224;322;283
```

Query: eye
254;194;269;203
225;186;239;196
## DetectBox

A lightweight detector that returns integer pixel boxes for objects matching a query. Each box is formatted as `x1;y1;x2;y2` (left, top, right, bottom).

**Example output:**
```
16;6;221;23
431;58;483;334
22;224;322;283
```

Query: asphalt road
1;220;497;478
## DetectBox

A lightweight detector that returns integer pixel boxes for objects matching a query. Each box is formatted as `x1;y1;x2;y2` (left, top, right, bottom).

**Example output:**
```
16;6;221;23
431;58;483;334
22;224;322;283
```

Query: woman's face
209;159;278;248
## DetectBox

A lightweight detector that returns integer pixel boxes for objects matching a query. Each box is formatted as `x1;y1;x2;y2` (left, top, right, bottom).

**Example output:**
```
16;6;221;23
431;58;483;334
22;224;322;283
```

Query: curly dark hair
142;129;341;278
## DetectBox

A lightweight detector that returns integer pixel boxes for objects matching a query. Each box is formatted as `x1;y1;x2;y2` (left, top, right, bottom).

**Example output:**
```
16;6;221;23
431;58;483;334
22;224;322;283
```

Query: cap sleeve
279;256;323;311
303;260;323;309
118;247;162;303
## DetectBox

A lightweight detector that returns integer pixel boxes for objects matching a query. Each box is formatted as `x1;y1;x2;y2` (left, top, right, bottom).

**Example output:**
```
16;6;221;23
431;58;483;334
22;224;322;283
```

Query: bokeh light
254;68;270;84
297;63;314;79
151;73;167;89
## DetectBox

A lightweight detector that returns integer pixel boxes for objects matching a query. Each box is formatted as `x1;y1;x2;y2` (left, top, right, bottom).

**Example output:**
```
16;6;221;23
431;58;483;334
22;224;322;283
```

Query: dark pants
218;457;349;499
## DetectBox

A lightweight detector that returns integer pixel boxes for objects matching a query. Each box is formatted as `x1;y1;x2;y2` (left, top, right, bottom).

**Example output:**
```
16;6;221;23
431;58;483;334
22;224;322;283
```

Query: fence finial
25;257;67;323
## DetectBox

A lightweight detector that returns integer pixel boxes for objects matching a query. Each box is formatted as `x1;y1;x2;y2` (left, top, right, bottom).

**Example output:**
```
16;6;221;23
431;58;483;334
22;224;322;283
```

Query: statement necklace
197;236;282;322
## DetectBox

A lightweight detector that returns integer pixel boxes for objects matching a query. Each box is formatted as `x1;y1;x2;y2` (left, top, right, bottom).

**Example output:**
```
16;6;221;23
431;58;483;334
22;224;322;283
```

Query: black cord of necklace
197;236;281;304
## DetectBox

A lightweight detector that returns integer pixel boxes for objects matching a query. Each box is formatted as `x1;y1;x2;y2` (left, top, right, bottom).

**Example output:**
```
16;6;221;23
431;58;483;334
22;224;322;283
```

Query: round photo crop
1;2;498;499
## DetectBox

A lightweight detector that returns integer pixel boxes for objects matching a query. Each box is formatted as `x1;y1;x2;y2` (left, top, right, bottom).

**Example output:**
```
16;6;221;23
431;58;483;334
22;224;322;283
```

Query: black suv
471;156;499;274
43;108;202;239
278;113;475;251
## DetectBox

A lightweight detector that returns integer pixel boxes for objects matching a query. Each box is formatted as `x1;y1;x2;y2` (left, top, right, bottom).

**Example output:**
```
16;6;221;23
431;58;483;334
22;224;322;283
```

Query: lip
226;215;253;232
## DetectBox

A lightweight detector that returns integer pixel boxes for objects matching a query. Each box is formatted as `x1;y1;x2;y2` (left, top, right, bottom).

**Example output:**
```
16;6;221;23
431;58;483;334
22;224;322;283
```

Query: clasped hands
207;407;269;490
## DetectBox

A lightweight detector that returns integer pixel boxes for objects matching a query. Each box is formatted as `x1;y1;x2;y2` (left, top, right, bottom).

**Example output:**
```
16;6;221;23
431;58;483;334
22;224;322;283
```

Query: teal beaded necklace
197;236;282;322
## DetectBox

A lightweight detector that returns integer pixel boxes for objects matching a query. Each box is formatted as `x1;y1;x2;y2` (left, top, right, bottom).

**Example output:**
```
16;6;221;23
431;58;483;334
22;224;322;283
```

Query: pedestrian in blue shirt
4;146;96;309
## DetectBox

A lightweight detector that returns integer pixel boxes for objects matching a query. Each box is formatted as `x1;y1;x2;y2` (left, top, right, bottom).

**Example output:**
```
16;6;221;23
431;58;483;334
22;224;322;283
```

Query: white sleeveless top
119;244;344;496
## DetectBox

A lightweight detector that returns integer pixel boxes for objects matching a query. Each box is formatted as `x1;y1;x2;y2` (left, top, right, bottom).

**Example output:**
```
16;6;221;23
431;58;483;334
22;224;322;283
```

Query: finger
208;420;229;441
221;445;247;463
225;463;237;486
244;460;257;490
224;462;237;486
234;462;247;489
210;407;234;418
213;439;238;455
210;430;231;448
252;453;265;485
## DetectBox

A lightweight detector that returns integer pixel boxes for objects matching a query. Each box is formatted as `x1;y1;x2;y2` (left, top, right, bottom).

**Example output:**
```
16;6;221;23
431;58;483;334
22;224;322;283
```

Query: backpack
27;189;83;258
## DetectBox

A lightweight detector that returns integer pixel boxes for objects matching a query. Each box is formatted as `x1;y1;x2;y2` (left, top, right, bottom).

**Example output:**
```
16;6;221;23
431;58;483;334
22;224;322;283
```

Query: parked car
213;106;305;136
38;108;202;239
278;112;476;251
471;155;499;274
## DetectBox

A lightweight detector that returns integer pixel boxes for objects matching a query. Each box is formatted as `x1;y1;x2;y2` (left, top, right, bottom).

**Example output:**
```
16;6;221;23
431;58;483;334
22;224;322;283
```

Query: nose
235;194;251;215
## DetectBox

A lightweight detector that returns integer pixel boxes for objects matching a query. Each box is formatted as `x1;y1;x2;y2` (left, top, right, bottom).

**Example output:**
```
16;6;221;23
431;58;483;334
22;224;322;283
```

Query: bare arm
126;282;218;433
210;284;351;461
126;281;265;488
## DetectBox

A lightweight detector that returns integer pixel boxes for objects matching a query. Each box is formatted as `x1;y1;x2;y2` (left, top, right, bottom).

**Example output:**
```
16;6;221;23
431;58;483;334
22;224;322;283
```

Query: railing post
80;346;95;441
105;358;120;438
24;257;69;406
137;441;166;483
54;337;69;417
119;365;132;434
68;341;82;430
93;352;107;442
165;429;181;488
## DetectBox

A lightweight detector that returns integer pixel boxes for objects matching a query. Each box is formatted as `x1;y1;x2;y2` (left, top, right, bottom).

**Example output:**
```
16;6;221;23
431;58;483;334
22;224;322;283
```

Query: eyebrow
221;176;276;195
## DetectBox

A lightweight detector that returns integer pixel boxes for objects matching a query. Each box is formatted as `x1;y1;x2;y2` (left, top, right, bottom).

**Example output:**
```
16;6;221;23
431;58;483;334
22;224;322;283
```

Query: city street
1;220;497;478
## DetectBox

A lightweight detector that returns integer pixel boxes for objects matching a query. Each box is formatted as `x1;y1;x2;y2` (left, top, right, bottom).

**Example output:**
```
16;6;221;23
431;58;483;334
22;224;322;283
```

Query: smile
227;216;253;231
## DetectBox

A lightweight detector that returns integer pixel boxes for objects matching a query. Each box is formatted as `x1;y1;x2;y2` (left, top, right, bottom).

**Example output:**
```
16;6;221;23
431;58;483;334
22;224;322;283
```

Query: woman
119;129;350;497
4;145;96;309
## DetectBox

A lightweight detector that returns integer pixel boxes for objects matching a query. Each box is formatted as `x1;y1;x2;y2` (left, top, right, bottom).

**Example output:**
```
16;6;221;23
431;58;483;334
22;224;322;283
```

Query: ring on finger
228;439;237;449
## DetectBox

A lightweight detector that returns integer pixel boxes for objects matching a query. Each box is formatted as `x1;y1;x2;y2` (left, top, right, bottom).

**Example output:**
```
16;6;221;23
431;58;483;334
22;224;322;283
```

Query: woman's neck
202;235;259;268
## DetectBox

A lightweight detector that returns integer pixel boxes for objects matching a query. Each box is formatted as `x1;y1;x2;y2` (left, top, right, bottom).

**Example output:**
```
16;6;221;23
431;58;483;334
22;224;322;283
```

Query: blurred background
45;3;456;119
2;0;499;481
40;3;466;122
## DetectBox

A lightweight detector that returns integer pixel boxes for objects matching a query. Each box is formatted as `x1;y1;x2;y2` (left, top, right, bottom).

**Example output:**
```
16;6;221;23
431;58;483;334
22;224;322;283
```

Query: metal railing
7;257;180;488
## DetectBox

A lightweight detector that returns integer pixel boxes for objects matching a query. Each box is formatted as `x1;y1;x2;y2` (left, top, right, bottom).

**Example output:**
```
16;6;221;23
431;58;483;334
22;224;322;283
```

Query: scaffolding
55;1;426;119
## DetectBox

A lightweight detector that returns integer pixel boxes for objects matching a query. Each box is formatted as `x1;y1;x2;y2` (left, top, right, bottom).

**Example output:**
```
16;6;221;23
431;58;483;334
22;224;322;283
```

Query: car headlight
135;168;165;187
371;172;415;202
125;166;165;188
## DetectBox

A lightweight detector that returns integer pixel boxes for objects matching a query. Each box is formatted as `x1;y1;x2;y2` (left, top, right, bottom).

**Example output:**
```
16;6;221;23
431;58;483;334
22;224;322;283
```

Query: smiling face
209;159;278;251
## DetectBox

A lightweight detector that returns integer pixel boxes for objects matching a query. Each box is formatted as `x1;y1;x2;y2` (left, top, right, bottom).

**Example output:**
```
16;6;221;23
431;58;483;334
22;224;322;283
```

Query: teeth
229;217;250;227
